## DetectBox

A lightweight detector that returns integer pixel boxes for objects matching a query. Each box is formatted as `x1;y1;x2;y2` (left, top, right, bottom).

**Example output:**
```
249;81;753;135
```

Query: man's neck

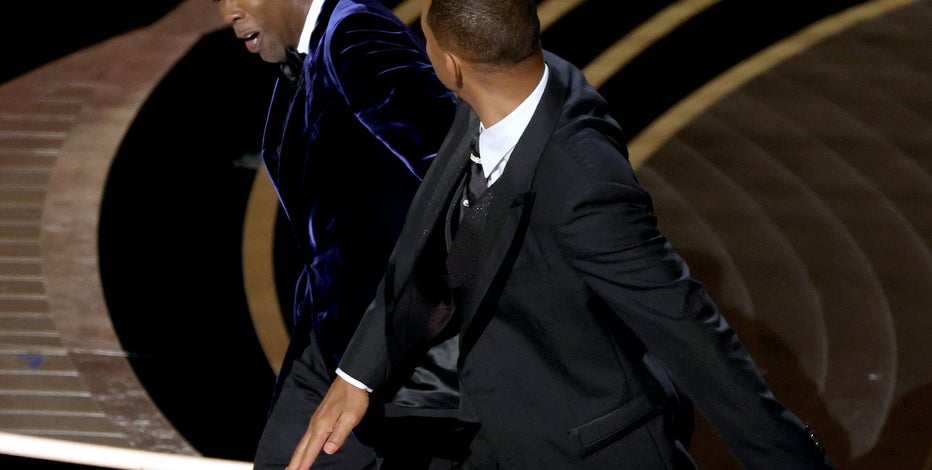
467;54;545;128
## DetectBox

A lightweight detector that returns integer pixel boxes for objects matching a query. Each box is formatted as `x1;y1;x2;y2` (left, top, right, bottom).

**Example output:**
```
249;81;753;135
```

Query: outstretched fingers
285;425;325;470
285;377;370;470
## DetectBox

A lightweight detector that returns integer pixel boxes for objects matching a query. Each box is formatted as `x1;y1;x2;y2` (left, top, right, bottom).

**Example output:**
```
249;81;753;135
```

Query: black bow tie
280;46;307;85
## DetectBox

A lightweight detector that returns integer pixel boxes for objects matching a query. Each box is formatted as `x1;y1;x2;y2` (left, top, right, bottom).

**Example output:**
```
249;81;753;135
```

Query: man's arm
286;248;395;468
286;376;371;470
556;132;831;467
329;10;455;179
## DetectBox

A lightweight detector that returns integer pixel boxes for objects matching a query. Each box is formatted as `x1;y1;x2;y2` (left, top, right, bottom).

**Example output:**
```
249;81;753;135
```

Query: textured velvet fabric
260;0;455;403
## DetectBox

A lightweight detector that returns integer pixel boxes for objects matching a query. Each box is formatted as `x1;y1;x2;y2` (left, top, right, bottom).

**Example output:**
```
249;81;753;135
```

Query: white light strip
0;432;252;470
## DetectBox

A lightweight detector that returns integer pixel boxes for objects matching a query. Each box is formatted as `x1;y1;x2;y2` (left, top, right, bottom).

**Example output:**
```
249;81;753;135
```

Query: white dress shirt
296;0;326;54
475;63;550;187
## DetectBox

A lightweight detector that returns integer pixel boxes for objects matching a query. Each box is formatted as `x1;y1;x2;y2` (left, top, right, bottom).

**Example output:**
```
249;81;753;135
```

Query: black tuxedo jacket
341;52;832;469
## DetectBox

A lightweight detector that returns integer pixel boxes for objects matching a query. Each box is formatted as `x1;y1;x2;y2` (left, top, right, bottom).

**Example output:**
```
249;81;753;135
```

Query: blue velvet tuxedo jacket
339;52;833;468
261;0;454;392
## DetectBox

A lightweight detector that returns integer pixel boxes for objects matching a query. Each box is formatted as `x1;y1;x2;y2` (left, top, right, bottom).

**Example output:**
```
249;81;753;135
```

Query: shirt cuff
335;368;373;393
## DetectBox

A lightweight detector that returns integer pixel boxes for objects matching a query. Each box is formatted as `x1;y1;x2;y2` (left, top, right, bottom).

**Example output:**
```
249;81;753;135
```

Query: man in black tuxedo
288;0;836;468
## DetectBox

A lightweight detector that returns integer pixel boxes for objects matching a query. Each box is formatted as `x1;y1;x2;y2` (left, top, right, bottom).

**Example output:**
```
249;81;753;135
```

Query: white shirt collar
296;0;326;54
476;64;549;182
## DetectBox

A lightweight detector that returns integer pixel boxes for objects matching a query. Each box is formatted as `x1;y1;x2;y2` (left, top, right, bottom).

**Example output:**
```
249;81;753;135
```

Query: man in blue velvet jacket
215;0;457;468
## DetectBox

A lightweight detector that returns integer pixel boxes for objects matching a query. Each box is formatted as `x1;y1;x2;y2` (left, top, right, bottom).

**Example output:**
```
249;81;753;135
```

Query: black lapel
389;102;477;290
459;63;568;359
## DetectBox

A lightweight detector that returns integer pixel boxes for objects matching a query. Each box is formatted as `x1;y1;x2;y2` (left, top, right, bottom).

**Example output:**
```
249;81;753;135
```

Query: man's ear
444;51;464;90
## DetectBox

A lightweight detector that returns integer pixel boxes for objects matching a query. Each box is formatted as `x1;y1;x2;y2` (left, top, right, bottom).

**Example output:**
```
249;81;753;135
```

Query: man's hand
286;376;370;470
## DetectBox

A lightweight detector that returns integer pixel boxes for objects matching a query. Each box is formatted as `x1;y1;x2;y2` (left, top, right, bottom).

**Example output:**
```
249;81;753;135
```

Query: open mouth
242;32;260;53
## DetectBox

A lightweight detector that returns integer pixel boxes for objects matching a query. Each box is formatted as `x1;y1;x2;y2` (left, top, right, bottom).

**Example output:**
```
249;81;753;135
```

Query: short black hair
426;0;540;72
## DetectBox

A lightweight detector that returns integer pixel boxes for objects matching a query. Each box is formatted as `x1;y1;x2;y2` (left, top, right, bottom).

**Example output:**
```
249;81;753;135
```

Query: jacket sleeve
338;276;392;391
323;9;455;180
553;129;833;469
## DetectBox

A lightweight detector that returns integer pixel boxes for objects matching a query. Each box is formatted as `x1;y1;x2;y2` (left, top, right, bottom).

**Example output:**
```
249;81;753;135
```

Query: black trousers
252;329;469;469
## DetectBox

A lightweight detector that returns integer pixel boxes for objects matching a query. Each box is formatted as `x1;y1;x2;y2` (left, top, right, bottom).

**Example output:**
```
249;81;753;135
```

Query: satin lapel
459;68;567;359
390;102;477;287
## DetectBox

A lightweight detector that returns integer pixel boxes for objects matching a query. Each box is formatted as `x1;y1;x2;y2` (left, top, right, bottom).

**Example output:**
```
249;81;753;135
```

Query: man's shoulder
328;0;407;28
319;0;416;56
540;52;623;141
542;50;586;83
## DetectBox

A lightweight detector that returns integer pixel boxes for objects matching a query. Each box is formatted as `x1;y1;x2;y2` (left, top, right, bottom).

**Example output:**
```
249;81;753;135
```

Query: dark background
2;1;184;85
